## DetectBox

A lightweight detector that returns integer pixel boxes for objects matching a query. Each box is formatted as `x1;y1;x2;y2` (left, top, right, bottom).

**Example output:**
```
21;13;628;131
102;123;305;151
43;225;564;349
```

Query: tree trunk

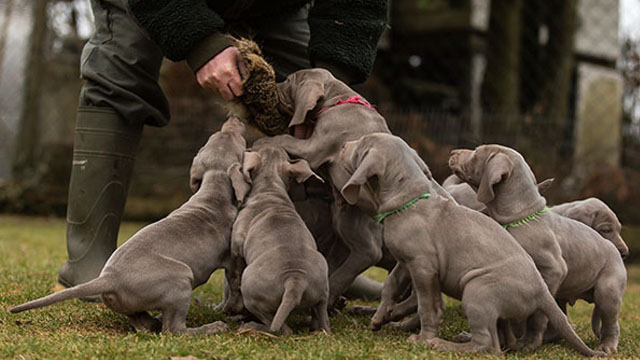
13;0;48;184
539;0;577;136
481;0;523;138
0;0;16;85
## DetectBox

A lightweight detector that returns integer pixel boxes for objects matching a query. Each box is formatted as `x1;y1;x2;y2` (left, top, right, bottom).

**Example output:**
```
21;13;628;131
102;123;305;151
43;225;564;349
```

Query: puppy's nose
448;153;459;167
620;249;630;260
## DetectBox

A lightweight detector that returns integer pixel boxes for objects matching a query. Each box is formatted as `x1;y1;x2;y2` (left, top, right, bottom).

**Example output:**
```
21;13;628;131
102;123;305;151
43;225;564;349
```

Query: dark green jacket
127;0;388;83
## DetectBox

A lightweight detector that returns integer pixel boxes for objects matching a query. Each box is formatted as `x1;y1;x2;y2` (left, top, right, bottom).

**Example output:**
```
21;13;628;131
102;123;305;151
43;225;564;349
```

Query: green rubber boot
57;107;142;289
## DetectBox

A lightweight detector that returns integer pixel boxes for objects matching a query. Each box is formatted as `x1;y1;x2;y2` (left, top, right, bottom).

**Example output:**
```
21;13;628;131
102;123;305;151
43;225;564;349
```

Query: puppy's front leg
513;232;567;351
371;263;412;330
406;263;444;343
389;289;417;322
328;205;383;307
253;135;331;169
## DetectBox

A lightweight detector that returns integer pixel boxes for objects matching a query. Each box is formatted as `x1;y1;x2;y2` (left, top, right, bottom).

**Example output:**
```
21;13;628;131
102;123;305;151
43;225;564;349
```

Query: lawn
1;214;639;359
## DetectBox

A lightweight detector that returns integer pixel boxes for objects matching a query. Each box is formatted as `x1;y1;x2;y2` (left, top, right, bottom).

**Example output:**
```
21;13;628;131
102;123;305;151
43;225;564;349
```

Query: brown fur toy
226;37;290;136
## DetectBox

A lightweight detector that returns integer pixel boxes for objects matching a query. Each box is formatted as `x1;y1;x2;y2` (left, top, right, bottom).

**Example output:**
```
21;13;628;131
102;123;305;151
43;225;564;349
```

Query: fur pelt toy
226;37;290;136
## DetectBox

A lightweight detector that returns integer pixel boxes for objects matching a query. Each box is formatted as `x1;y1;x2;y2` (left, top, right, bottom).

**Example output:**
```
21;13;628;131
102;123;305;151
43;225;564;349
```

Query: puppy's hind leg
160;278;228;335
428;287;500;354
593;274;625;354
311;299;332;333
242;299;293;335
128;312;161;333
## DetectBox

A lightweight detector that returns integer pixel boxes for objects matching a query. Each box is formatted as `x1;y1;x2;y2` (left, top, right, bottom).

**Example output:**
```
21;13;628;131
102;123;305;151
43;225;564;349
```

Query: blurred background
0;0;639;258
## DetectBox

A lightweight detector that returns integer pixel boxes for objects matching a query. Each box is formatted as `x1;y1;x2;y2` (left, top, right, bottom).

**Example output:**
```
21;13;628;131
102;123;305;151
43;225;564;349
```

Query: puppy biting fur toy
225;36;290;136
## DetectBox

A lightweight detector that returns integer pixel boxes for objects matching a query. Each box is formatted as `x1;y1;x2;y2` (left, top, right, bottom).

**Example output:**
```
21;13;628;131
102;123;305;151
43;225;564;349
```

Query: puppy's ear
340;150;383;205
289;81;325;128
560;204;596;227
189;158;204;193
241;151;262;183
477;153;513;204
537;178;555;194
228;163;251;204
284;159;323;184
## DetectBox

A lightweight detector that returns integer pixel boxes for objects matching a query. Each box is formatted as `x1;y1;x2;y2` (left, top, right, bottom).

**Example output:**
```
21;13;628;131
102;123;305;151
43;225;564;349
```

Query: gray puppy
442;174;487;212
225;146;331;334
336;133;602;356
552;198;629;259
443;174;629;259
10;117;250;334
254;68;393;307
449;144;627;354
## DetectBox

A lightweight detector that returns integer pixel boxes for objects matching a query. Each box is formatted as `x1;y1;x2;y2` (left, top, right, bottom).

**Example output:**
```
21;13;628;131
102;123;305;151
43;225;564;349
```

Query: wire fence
0;0;639;223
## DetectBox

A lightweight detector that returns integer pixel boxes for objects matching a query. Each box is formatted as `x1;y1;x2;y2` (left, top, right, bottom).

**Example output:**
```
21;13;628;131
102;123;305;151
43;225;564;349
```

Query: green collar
374;193;431;224
502;207;550;229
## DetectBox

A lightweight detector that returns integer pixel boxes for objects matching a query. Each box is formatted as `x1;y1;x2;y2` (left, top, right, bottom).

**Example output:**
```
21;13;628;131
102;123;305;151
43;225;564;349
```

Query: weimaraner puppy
552;198;630;259
225;146;331;334
335;133;602;356
442;174;486;212
442;174;555;214
392;181;629;338
378;174;483;331
10;117;251;334
443;175;629;259
449;144;627;354
254;68;394;307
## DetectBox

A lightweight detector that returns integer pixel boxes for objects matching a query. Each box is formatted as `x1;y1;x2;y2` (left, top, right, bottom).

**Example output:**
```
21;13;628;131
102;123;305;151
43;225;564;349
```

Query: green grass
1;214;639;359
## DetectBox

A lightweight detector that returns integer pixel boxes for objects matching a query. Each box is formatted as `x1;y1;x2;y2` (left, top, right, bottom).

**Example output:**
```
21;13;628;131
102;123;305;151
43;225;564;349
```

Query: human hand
196;46;247;101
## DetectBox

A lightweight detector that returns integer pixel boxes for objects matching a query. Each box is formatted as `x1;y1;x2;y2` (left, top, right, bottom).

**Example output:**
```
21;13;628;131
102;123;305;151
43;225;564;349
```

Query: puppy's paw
222;297;245;316
201;321;229;334
346;306;377;316
521;344;539;352
370;305;393;331
452;331;472;343
369;319;383;331
386;321;418;333
424;337;451;351
386;321;401;330
389;308;408;321
369;311;389;331
238;321;270;334
596;342;617;355
512;339;540;352
334;296;348;310
407;334;436;345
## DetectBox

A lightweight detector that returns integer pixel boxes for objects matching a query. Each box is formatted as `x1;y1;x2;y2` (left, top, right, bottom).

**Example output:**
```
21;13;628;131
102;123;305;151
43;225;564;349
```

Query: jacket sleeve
308;0;389;84
127;0;234;71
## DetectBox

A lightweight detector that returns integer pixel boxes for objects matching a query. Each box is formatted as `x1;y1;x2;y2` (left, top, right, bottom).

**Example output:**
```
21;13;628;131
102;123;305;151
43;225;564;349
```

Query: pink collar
315;95;377;117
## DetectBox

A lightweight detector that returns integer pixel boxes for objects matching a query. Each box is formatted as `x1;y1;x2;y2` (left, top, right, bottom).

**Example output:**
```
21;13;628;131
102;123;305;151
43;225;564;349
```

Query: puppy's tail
539;292;605;357
9;276;114;313
270;276;307;334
